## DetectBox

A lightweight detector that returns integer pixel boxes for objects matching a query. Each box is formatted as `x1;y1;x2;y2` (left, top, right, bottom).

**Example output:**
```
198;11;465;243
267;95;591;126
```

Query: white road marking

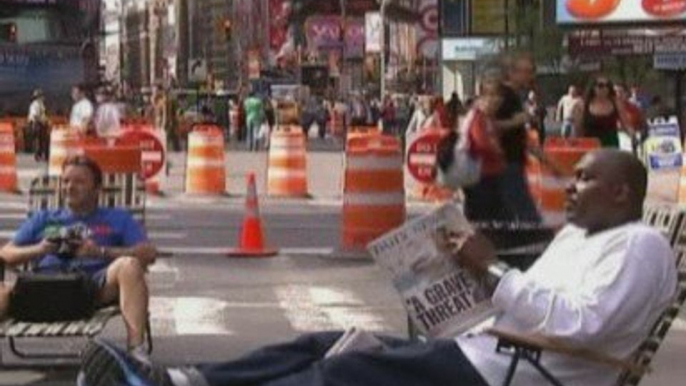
0;201;27;210
275;284;389;332
150;296;234;336
0;370;45;385
671;318;686;331
0;213;25;220
158;246;334;256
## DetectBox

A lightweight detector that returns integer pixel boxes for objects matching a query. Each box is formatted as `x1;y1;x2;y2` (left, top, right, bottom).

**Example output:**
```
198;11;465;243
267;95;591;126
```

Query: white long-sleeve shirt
457;222;676;386
70;98;94;134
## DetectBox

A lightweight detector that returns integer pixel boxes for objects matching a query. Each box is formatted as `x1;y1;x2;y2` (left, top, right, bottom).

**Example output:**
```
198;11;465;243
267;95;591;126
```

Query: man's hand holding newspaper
447;232;498;278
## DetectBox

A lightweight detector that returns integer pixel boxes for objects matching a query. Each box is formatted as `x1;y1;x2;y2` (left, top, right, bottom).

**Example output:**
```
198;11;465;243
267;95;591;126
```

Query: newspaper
367;203;495;338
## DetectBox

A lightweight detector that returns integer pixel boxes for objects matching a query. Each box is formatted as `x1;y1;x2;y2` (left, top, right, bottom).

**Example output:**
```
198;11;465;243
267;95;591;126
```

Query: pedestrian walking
69;84;94;135
243;91;264;151
573;76;628;148
525;90;547;146
555;85;582;137
94;86;121;144
27;89;49;161
493;52;541;223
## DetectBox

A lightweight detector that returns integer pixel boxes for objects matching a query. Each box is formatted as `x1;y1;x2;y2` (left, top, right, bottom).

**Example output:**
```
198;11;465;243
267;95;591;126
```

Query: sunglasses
595;82;610;88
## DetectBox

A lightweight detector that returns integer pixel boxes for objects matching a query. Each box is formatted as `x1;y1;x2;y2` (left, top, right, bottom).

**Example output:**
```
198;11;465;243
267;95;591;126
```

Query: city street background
0;149;683;385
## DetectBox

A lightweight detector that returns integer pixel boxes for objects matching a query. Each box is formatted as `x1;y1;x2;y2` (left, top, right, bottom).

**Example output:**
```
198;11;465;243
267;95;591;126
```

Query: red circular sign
420;4;438;33
119;130;165;180
406;130;446;184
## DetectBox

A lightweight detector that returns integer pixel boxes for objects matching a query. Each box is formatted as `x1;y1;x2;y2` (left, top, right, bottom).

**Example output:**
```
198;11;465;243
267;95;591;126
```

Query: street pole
340;0;346;95
379;0;389;98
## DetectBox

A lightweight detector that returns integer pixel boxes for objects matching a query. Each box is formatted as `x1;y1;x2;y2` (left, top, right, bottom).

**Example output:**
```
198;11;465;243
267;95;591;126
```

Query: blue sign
648;117;681;138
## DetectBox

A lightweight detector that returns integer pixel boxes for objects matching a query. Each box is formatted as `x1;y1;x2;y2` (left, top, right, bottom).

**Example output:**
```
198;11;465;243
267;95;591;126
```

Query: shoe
79;338;173;386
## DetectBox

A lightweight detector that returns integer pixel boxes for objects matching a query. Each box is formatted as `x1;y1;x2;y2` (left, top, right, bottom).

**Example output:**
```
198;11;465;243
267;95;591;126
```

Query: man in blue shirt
0;156;157;360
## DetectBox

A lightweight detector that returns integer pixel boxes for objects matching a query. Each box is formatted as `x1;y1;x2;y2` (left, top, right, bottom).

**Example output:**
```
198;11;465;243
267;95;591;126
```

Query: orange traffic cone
227;173;278;258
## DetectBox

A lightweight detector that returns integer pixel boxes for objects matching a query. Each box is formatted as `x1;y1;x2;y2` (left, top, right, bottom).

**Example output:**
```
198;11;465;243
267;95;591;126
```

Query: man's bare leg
100;257;149;349
0;284;11;320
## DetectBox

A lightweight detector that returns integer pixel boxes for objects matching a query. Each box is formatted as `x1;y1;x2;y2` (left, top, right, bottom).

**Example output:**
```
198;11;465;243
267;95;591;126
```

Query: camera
46;224;90;259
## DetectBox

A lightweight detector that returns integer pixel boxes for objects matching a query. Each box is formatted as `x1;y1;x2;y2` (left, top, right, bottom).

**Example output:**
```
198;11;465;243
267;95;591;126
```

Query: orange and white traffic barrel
185;125;226;195
540;137;600;228
267;126;308;197
48;127;85;176
0;122;18;192
340;135;406;255
347;126;381;146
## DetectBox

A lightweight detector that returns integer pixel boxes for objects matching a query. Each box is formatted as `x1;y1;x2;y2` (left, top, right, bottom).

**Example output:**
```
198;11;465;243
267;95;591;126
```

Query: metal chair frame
0;173;153;364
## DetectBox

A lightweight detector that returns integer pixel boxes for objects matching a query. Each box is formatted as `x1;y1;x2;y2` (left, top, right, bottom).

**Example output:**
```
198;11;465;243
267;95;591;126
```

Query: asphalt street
0;150;684;385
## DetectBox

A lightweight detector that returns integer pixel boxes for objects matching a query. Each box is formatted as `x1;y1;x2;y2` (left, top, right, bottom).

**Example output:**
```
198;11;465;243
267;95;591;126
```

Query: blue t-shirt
13;208;148;274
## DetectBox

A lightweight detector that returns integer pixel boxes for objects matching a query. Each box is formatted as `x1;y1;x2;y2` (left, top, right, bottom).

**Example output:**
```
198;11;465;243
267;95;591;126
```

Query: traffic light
0;23;17;43
223;19;233;41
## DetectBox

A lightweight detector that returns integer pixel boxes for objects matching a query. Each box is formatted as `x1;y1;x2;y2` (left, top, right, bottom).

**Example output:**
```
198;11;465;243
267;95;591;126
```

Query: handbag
9;270;97;322
435;116;482;190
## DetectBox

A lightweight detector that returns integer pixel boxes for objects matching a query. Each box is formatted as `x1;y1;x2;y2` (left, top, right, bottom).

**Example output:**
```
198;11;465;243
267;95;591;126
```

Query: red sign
119;130;165;180
643;0;686;17
406;131;445;184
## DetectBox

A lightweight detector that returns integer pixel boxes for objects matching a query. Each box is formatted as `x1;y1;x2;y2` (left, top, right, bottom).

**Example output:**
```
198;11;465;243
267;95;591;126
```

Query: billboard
471;0;506;34
557;0;686;25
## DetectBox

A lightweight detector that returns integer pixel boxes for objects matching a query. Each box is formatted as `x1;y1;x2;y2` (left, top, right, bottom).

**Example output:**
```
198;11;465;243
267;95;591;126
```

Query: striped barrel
48;127;85;176
347;126;381;145
185;125;226;195
267;127;308;197
341;135;406;253
541;137;600;228
0;122;18;192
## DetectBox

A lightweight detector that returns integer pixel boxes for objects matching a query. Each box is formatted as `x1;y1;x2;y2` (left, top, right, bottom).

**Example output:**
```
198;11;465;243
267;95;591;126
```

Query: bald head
566;149;647;233
591;149;647;206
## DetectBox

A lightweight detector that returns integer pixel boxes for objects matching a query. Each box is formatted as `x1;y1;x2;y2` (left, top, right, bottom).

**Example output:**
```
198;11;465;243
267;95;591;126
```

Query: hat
32;89;44;99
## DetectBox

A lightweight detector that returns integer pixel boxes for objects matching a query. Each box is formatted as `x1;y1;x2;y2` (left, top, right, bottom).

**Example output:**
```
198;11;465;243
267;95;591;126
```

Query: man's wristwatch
487;261;512;281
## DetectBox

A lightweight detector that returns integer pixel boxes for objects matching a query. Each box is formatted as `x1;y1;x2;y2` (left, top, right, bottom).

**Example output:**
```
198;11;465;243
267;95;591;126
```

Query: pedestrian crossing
146;260;399;337
0;198;404;340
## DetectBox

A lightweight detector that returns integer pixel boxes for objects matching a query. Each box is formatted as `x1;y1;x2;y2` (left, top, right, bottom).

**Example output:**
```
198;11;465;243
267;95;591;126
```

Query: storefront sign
568;31;686;56
441;38;502;61
654;52;686;70
305;16;364;59
557;0;686;25
365;12;382;53
416;0;438;59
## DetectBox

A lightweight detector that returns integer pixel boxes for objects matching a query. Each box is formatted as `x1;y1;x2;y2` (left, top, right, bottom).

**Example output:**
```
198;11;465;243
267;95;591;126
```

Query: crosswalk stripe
158;246;334;256
150;296;235;336
275;284;389;332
